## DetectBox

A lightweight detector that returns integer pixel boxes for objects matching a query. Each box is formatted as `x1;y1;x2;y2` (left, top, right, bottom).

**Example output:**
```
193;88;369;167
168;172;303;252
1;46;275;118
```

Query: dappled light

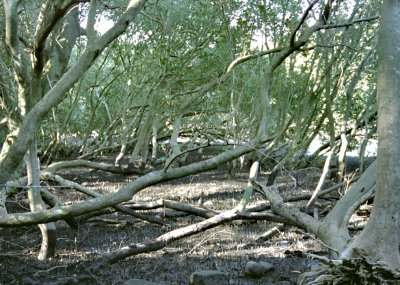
1;0;399;284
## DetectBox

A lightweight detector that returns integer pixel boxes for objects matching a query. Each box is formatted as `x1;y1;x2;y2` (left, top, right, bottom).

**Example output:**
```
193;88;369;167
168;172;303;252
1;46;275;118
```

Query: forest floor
0;157;363;285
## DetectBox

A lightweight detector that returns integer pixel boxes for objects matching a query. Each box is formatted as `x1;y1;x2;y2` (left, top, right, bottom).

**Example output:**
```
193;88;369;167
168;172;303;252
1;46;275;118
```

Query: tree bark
26;140;56;260
340;0;400;269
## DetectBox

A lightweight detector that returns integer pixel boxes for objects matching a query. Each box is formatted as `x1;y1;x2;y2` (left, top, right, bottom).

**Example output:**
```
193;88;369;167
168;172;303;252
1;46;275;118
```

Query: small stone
189;270;229;285
123;279;160;285
245;261;274;278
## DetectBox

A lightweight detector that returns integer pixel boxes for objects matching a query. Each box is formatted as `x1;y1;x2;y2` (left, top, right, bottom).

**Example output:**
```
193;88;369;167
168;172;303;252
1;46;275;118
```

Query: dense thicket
2;0;398;279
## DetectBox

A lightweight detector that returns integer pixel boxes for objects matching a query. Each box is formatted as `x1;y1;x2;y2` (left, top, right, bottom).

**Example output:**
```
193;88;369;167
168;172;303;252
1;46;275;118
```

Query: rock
123;279;160;285
244;261;274;278
189;270;229;285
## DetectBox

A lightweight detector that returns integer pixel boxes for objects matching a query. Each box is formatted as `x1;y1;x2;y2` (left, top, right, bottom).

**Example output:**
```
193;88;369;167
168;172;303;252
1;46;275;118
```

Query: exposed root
298;255;400;285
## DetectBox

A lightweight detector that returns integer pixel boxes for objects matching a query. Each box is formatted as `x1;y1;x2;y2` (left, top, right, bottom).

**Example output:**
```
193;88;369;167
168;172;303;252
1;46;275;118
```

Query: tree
1;1;394;280
340;0;400;269
0;0;147;190
0;0;147;259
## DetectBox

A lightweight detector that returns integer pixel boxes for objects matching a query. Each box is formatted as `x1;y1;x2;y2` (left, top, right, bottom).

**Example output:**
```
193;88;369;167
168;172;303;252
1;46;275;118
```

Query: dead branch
45;159;144;175
121;199;219;218
42;174;166;225
87;218;137;227
91;208;291;268
256;224;285;242
162;199;218;218
307;147;336;208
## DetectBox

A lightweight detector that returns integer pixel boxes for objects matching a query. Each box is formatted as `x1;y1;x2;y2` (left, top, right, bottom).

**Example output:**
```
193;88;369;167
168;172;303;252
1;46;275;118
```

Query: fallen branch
45;159;144;175
123;199;219;218
87;218;138;227
42;174;166;225
91;208;291;268
256;224;285;242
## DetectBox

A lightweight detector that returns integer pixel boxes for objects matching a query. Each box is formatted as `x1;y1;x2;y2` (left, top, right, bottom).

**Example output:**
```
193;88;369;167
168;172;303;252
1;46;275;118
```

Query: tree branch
252;180;320;235
290;0;319;47
319;16;379;31
0;138;265;226
3;0;30;88
0;0;148;184
86;0;98;43
33;0;89;72
92;207;290;267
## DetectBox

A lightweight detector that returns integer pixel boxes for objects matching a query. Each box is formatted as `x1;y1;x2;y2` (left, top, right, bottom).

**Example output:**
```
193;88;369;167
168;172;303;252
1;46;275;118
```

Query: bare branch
225;47;284;74
318;15;379;30
93;208;290;267
0;138;265;226
0;0;148;184
290;0;320;47
252;180;320;234
33;0;89;71
43;173;166;225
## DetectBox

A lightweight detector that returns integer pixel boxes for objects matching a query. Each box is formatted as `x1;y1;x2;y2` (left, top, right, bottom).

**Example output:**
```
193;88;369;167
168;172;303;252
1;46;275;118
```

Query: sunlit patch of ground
1;159;365;284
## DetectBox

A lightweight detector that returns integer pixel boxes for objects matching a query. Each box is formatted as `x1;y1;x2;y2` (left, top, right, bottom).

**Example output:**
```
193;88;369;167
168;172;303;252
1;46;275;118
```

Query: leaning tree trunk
340;0;400;270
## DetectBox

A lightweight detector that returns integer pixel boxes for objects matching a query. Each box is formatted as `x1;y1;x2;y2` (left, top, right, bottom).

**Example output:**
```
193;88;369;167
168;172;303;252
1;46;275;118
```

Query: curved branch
33;0;89;71
0;0;148;184
225;47;284;74
0;138;266;226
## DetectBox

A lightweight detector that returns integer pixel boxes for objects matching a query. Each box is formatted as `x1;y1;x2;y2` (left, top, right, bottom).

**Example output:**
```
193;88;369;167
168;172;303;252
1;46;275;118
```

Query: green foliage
28;0;379;161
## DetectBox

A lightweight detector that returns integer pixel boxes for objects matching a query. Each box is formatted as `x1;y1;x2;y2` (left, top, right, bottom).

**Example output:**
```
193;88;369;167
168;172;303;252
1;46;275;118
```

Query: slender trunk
26;139;56;260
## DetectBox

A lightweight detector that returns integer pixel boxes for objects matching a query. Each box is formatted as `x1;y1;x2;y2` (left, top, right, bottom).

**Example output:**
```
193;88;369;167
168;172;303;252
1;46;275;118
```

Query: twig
256;224;285;242
163;144;209;172
307;146;336;208
34;265;68;276
305;253;342;266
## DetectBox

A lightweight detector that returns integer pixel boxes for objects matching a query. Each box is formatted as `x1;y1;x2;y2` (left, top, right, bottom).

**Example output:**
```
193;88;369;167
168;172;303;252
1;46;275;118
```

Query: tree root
298;254;400;285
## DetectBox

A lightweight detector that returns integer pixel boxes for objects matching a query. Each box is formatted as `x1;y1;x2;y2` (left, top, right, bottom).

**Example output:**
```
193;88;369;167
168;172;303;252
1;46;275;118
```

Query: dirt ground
0;159;344;285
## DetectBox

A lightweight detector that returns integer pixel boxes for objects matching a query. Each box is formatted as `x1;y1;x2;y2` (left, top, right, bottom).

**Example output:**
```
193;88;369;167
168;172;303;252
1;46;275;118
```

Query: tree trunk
340;0;400;269
26;140;56;260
